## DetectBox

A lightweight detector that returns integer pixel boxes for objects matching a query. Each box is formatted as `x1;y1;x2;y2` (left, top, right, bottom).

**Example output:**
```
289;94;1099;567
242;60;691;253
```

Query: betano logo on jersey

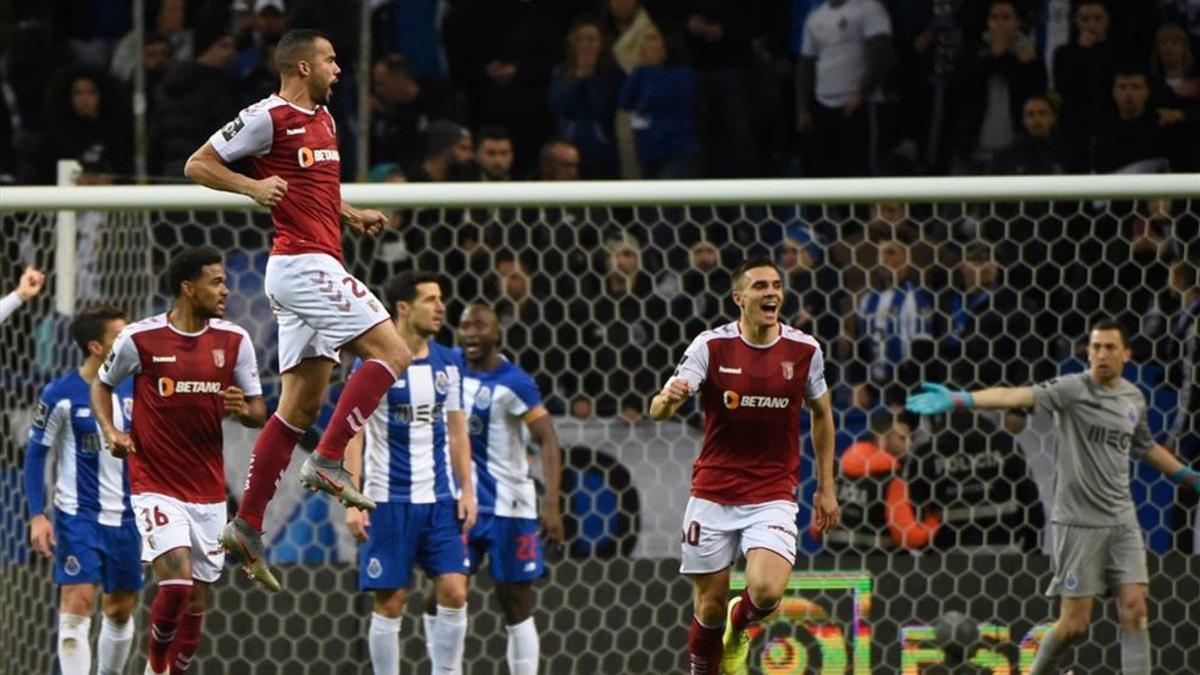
297;147;340;168
158;377;222;397
722;391;789;410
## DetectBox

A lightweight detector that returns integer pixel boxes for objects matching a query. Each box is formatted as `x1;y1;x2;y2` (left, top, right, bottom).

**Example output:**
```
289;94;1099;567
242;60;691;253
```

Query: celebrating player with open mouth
650;257;840;675
184;29;414;591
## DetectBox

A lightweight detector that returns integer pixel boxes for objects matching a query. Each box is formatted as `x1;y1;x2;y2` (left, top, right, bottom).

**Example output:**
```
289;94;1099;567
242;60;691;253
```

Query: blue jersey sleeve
506;368;543;417
24;383;65;518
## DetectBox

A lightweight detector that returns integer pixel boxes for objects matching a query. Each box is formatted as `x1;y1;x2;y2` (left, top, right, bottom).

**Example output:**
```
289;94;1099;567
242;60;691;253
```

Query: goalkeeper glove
906;382;974;415
1169;467;1200;493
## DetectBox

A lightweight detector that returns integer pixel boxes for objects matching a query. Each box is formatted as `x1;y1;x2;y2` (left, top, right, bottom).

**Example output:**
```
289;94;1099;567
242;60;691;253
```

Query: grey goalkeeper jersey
1032;373;1155;527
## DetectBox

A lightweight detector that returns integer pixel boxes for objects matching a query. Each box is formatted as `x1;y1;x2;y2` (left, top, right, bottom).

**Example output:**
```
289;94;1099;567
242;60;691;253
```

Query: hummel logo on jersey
153;355;177;363
718;366;742;374
286;127;306;135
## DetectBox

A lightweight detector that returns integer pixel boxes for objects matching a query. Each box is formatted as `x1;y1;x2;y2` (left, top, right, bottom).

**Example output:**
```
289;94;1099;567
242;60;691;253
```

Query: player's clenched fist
17;266;46;301
661;378;691;404
224;386;250;417
249;176;288;207
345;507;370;542
107;430;136;459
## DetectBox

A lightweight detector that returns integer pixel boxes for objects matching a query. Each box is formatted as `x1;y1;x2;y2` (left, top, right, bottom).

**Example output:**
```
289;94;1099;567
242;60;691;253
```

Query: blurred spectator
665;239;729;337
685;1;760;177
474;125;515;182
370;54;461;170
797;0;894;177
569;395;594;419
234;0;287;78
1053;0;1115;171
990;94;1067;174
549;17;623;178
608;0;660;178
376;0;449;80
111;32;174;94
1091;68;1170;173
536;139;582;181
111;0;193;80
1151;23;1200;101
44;66;133;182
815;412;919;551
618;28;701;179
950;0;1046;173
904;410;1045;551
408;119;475;182
240;32;282;106
446;1;560;177
1149;22;1200;170
938;243;1030;387
151;30;238;177
849;239;935;401
1161;0;1200;39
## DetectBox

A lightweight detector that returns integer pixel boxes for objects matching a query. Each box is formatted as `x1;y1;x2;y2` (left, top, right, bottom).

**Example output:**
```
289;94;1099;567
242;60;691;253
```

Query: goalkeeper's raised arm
905;381;1033;414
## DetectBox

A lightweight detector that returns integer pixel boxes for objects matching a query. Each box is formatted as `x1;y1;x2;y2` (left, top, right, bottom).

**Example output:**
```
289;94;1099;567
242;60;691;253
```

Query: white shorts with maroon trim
265;253;391;372
679;496;799;574
132;492;226;583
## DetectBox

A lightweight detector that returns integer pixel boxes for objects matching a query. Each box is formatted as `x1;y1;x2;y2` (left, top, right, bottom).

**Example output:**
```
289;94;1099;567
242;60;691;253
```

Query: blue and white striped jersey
26;372;134;525
358;342;464;504
462;360;542;519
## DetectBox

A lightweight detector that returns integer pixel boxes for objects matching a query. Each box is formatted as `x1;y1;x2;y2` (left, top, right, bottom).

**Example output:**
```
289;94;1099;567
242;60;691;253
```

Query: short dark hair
476;124;511;146
1089;318;1129;347
731;256;783;288
1113;64;1148;81
70;304;125;357
166;247;223;298
383;271;441;315
376;53;414;79
276;29;330;73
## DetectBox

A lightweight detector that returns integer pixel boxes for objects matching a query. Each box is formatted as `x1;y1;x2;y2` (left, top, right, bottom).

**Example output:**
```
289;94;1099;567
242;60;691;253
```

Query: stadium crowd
2;0;1198;557
2;0;1200;184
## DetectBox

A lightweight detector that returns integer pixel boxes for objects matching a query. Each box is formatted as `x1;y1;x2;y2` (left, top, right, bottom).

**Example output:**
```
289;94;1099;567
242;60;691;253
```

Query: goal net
2;175;1198;673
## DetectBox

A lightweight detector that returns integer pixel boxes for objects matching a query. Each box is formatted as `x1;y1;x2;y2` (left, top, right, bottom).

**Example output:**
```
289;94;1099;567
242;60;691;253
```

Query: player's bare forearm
1146;444;1200;492
808;393;837;491
340;201;386;236
90;379;118;438
184;143;261;196
970;386;1035;410
528;412;563;506
344;430;365;489
650;378;692;421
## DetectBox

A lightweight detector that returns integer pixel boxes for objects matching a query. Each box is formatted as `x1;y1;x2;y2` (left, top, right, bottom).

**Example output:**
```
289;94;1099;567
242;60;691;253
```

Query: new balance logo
718;366;742;374
286;127;306;135
153;355;177;363
348;407;368;433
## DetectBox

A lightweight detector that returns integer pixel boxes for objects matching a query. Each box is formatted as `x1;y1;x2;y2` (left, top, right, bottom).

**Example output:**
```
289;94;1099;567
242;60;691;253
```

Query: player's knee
102;594;137;623
373;589;407;618
695;594;727;626
382;342;412;375
60;587;94;616
745;584;784;611
496;583;533;625
1055;618;1089;643
437;584;468;609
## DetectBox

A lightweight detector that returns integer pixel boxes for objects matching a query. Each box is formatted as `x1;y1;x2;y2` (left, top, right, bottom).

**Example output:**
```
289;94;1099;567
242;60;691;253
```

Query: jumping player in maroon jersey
92;248;268;675
649;257;840;675
183;29;414;591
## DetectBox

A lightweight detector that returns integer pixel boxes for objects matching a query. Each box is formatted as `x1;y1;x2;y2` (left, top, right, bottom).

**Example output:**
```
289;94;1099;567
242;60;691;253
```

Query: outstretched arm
907;382;1034;415
1143;444;1200;492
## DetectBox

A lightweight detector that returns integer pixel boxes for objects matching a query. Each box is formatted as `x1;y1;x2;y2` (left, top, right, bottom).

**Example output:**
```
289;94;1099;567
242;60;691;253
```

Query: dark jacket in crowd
1090;109;1168;173
990;134;1067;174
152;61;238;177
618;64;701;170
548;66;623;178
1053;40;1115;170
370;80;462;169
951;45;1046;158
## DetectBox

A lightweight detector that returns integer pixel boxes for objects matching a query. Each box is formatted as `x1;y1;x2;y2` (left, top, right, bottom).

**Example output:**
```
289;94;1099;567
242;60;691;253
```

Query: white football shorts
679;496;799;574
265;253;391;372
132;492;227;583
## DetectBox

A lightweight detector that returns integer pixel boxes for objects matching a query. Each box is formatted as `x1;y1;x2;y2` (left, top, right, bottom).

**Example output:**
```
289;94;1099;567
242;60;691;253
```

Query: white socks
58;613;92;675
423;612;439;669
98;615;135;675
368;613;401;675
506;617;540;675
432;604;468;674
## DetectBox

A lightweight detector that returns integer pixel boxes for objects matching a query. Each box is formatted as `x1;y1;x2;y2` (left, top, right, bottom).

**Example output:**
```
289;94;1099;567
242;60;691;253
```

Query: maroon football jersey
210;95;343;260
672;323;828;505
98;315;262;503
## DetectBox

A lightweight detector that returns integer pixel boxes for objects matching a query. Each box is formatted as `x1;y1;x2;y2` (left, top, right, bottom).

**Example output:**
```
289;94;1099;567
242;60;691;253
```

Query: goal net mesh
1;196;1197;673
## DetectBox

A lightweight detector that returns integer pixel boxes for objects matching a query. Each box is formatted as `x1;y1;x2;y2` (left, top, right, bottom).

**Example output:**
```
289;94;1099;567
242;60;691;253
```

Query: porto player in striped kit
649;258;840;675
343;272;477;675
184;29;413;591
92;248;267;675
25;304;139;675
